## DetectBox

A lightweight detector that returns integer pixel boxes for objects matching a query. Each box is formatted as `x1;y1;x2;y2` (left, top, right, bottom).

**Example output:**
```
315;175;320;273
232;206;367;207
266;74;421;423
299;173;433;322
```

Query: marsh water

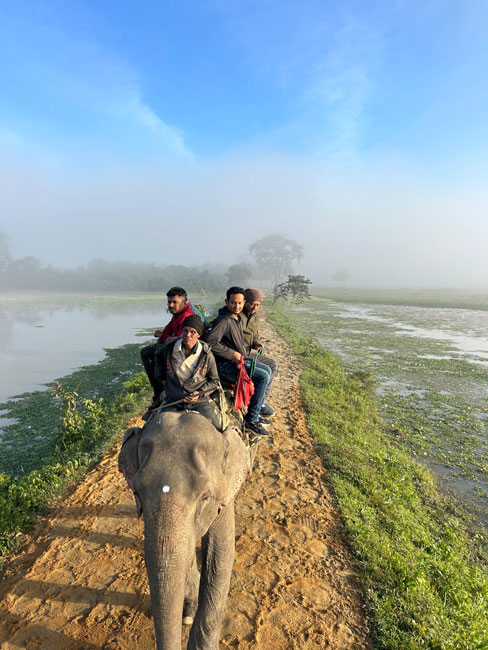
0;292;218;440
0;292;220;475
0;293;170;406
289;297;488;526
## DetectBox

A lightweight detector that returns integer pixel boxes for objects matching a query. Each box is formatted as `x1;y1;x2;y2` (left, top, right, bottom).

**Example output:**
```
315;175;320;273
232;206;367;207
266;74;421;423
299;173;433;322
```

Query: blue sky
1;0;487;286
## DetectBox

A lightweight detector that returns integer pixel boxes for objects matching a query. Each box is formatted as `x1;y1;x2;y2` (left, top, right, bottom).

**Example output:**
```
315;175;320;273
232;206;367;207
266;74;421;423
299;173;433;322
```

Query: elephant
118;409;251;650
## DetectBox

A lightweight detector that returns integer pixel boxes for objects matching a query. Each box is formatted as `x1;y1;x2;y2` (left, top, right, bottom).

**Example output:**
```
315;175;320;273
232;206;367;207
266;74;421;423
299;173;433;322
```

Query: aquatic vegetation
269;303;488;650
0;342;151;475
0;362;152;556
286;297;488;525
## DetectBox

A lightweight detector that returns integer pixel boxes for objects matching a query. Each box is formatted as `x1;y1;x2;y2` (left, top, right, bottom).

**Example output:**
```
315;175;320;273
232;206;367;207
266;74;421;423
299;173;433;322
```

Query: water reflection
0;292;171;404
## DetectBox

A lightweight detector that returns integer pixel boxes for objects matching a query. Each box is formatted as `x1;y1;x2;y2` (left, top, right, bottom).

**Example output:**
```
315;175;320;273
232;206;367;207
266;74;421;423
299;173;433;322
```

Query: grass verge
0;342;152;559
268;303;488;650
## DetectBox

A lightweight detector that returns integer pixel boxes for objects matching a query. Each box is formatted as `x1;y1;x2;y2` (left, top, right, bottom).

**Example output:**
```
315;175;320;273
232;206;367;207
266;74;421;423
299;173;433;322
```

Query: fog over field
1;1;488;289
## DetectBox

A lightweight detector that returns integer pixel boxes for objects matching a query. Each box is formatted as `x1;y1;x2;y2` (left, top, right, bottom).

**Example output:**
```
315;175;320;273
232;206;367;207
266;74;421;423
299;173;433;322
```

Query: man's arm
157;320;174;344
206;319;242;362
252;314;263;349
197;352;221;396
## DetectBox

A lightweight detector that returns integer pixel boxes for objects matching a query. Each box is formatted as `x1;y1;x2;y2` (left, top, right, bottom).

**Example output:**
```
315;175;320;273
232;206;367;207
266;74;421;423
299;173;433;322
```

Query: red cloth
157;303;196;343
233;358;255;411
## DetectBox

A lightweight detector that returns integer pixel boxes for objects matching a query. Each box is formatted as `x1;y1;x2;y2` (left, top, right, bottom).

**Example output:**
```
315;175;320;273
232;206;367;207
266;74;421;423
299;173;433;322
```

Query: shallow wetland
287;290;488;528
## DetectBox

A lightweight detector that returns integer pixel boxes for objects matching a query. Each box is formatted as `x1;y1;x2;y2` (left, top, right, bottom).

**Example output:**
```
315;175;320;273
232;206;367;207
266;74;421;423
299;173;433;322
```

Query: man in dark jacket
242;288;278;418
141;286;196;407
153;315;221;430
206;286;271;437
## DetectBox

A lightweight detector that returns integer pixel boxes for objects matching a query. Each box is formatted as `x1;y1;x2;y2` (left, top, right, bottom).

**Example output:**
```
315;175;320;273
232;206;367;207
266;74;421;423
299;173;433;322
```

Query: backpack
191;303;210;329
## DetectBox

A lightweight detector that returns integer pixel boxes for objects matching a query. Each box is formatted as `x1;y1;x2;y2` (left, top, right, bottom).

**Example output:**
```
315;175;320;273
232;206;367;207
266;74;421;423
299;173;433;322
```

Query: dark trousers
164;400;221;431
258;355;278;400
217;360;271;423
141;343;163;399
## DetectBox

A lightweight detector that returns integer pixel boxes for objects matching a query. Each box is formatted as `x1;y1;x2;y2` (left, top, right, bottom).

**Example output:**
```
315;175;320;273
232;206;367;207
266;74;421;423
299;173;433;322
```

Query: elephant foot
182;616;193;625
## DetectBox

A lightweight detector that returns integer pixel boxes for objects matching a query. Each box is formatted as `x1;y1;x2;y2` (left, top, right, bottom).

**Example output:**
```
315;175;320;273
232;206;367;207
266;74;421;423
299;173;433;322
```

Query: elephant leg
188;505;235;650
183;552;200;624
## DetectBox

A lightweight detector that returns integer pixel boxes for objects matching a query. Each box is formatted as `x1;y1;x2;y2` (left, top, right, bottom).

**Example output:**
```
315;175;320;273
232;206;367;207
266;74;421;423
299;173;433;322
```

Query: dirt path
0;318;371;649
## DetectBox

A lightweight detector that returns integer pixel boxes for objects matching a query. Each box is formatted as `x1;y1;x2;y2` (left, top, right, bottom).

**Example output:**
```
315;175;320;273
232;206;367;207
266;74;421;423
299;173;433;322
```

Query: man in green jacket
241;288;278;418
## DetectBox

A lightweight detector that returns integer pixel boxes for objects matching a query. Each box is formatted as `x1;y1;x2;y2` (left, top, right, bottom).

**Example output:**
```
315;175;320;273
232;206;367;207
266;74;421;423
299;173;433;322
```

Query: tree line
0;231;312;297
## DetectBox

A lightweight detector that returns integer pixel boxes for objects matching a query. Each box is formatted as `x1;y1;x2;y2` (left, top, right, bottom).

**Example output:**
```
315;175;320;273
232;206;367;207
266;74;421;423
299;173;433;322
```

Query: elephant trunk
144;518;194;650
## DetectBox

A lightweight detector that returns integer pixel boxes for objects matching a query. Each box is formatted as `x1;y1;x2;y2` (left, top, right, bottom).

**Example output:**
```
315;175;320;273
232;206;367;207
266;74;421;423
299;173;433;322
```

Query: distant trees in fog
332;267;351;286
0;229;312;294
0;257;231;293
249;234;303;286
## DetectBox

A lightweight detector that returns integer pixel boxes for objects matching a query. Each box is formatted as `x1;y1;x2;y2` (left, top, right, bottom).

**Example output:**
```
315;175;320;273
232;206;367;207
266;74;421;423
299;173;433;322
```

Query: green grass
268;303;488;650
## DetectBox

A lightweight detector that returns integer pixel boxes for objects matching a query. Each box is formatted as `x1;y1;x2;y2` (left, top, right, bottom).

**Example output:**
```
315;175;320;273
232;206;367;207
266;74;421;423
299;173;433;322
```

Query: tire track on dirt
0;317;371;649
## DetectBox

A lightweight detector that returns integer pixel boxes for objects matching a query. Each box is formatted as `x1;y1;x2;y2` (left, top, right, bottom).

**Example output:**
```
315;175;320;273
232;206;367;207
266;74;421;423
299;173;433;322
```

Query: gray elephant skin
118;410;250;650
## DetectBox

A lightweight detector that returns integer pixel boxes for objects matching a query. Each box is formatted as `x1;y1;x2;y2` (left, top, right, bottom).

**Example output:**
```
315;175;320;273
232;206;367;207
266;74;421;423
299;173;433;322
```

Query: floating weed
284;298;488;522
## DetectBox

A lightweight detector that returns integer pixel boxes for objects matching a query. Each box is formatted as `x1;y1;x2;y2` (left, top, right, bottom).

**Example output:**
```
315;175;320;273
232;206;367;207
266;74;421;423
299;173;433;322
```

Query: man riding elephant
205;286;271;437
241;288;278;419
153;315;222;430
141;286;197;414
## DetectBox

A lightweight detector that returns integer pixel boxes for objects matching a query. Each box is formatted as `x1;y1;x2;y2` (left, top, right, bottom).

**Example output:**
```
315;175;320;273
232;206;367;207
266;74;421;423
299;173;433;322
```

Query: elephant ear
221;426;251;505
118;426;143;517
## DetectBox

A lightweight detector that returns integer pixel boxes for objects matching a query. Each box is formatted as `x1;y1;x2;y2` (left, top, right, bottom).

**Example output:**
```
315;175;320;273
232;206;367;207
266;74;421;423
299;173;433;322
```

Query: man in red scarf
141;286;195;408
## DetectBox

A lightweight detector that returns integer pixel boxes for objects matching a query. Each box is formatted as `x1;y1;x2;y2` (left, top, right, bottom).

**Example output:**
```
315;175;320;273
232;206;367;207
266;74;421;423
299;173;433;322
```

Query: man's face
245;299;261;315
182;326;200;348
167;294;186;314
225;293;245;316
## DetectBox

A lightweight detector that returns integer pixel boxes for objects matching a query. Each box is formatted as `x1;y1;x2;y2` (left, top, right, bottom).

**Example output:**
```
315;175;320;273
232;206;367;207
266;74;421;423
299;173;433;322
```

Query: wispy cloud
126;93;191;159
0;126;23;149
211;2;385;159
0;6;193;161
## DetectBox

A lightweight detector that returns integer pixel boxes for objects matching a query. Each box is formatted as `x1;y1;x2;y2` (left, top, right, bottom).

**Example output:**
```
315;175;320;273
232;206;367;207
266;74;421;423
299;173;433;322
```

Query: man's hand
184;391;200;403
233;351;244;363
154;329;163;338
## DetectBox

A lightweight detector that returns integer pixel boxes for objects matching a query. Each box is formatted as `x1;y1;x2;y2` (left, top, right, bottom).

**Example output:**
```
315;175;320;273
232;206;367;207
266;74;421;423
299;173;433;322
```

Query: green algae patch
269;304;488;650
0;342;152;557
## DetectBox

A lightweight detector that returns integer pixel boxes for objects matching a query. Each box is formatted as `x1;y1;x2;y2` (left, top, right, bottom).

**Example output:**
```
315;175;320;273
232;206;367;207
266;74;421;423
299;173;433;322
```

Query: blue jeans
217;360;271;422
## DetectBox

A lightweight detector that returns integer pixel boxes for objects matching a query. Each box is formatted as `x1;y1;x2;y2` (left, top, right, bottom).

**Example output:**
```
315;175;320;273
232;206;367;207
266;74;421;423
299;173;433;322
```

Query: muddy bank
0;318;371;649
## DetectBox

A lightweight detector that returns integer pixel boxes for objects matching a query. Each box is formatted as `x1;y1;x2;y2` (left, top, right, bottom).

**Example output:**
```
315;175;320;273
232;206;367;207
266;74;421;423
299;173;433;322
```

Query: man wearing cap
152;315;221;430
241;288;278;418
141;286;197;409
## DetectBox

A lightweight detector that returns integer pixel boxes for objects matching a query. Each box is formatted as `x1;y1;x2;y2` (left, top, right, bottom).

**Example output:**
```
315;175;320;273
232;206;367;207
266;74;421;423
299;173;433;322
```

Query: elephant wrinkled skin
118;410;250;650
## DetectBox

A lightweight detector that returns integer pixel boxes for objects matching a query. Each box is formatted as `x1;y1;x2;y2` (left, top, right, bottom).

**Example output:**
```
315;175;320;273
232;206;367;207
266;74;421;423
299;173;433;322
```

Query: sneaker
259;416;271;425
245;419;270;437
260;402;276;418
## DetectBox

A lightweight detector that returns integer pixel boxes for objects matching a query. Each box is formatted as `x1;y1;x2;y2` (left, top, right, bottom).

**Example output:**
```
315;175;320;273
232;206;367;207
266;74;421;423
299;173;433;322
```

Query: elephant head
118;410;250;650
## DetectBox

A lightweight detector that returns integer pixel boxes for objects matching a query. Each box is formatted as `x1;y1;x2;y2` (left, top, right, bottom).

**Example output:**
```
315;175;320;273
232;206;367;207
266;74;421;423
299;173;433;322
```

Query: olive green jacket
241;309;262;355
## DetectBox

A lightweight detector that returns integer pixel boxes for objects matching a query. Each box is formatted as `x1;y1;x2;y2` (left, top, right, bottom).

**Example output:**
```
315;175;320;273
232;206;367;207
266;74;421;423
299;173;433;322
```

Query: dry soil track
0;318;372;649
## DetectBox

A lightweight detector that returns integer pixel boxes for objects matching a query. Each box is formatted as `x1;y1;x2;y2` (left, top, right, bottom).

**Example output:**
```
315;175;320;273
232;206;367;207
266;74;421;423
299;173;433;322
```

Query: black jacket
154;337;220;402
205;307;246;362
